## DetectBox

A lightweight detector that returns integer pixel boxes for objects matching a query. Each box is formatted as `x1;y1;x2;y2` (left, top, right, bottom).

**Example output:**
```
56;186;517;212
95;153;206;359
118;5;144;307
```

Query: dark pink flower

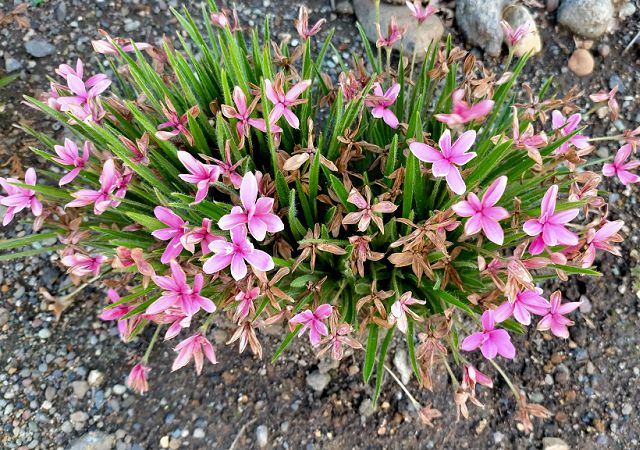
182;218;223;255
389;292;426;334
127;363;150;394
494;288;550;326
0;168;42;226
289;304;333;346
221;86;280;139
582;220;624;268
537;291;581;338
148;260;215;316
376;16;406;48
151;206;192;264
99;288;132;341
66;159;120;215
155;97;200;146
603;144;640;186
53;139;90;185
210;141;243;188
177;151;220;204
435;90;494;127
172;333;217;374
551;111;589;155
462;364;493;389
460;310;516;359
264;77;311;129
366;82;400;128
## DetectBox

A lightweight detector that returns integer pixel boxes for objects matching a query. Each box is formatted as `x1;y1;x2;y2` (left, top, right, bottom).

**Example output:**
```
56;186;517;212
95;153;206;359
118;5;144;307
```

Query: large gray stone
558;0;613;39
456;0;508;57
25;39;55;58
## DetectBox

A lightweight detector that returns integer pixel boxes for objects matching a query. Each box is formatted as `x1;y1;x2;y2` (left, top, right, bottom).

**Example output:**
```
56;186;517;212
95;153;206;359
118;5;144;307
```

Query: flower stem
588;135;624;142
142;324;162;363
200;312;216;333
488;358;520;398
383;362;422;410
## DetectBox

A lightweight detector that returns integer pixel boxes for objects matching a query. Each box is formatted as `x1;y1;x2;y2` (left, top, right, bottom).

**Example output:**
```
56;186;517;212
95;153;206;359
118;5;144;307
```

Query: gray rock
38;328;51;339
55;1;67;22
5;57;23;73
67;432;115;450
579;295;592;313
255;425;268;448
123;19;141;33
619;1;637;19
609;74;625;93
335;1;354;15
392;349;412;385
359;398;376;417
192;428;205;439
456;0;507;57
558;0;613;39
542;437;569;450
0;307;8;326
354;0;444;58
306;370;331;393
70;411;89;423
87;370;104;387
72;381;90;399
25;39;55;58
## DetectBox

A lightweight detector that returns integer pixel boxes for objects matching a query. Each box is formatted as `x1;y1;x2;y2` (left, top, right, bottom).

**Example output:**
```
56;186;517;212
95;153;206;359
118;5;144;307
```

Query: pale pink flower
582;220;624;268
376;16;406;48
177;151;220;204
172;333;217;374
589;85;619;121
462;365;493;389
66;159;120;215
510;108;548;164
551;111;590;155
264;77;311;129
460;310;516;360
452;176;509;245
494;288;550;326
289;304;333;346
318;323;363;361
0;168;43;226
91;31;152;55
409;129;477;195
500;20;530;48
182;218;223;255
234;286;260;323
202;225;275;281
523;185;579;255
53;139;90;185
342;185;397;233
61;253;106;277
99;288;132;341
127;363;150;394
148;260;215;316
603;144;640;186
55;59;111;121
366;82;400;129
406;1;437;24
210;9;240;31
295;5;326;40
221;86;279;139
537;291;581;339
434;90;494;127
151;206;192;264
389;292;426;334
218;172;284;241
155;97;200;146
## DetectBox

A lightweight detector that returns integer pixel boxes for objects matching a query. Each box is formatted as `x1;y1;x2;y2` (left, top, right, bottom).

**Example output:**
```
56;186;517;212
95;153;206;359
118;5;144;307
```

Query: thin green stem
488;358;520;398
199;312;216;333
383;363;422;410
142;324;162;363
588;135;624;142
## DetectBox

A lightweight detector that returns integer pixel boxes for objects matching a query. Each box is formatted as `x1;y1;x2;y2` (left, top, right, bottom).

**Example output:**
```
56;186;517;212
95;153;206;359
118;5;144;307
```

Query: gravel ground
1;1;640;449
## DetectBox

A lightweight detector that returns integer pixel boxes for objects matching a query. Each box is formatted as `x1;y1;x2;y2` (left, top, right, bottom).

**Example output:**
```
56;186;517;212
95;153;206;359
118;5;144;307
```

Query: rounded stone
568;49;594;76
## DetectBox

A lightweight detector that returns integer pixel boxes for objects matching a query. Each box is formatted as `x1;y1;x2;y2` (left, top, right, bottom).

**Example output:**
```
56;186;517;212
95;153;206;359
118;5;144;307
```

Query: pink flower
210;11;229;28
172;333;217;374
0;168;42;226
452;176;509;245
582;220;624;268
295;5;326;40
537;291;581;339
182;218;223;255
127;363;150;394
434;90;494;127
155;97;200;146
409;129;477;195
318;323;363;361
264;76;311;129
406;1;437;24
218;172;284;241
551;111;589;155
341;185;397;233
494;288;550;326
148;260;215;316
119;133;150;166
603;144;640;186
61;253;106;277
523;185;579;255
151;206;192;264
55;59;111;121
53;139;90;185
91;32;152;55
211;141;243;188
460;310;516;360
376;16;406;48
289;304;333;346
221;86;279;139
389;292;426;334
462;365;493;390
65;159;120;215
99;289;132;341
366;82;400;129
177;151;220;204
234;286;260;322
589;85;619;121
500;20;529;48
510;108;548;164
202;225;275;281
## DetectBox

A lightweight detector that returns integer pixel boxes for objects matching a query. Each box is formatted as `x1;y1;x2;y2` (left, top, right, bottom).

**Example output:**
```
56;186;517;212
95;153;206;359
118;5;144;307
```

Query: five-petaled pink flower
172;333;217;374
434;89;494;127
589;85;619;121
376;16;406;48
523;185;579;255
53;139;91;185
289;304;333;346
494;288;550;326
0;168;42;226
342;185;397;233
264;76;311;129
551;111;589;155
406;1;437;24
148;260;216;316
500;20;530;48
203;225;275;280
389;292;426;334
366;82;400;129
211;141;243;188
151;206;192;264
409;129;477;195
460;310;516;360
99;288;132;341
603;144;640;186
91;31;152;55
234;286;260;323
221;86;278;140
155;96;200;146
66;159;120;215
127;363;150;394
452;176;509;245
55;59;111;121
218;172;284;241
295;5;326;40
61;252;106;277
582;220;624;268
177;151;220;204
182;218;223;255
536;291;581;339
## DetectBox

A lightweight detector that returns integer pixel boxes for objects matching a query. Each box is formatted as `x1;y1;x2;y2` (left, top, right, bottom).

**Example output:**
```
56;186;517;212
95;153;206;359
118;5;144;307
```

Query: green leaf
549;264;602;277
126;212;165;231
406;319;421;384
363;324;378;383
0;245;65;262
271;325;302;363
373;326;395;402
0;230;59;250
